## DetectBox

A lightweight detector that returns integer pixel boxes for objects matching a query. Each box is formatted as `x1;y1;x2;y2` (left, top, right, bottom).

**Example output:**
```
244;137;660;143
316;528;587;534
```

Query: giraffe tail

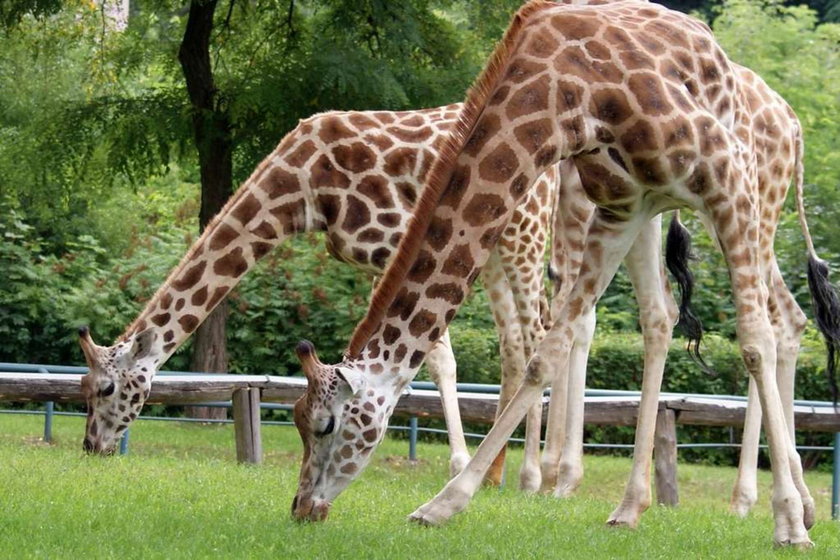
793;123;840;404
665;210;715;375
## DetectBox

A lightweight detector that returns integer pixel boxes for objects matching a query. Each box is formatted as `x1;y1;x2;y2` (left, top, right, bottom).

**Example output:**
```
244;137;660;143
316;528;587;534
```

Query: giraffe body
292;1;838;547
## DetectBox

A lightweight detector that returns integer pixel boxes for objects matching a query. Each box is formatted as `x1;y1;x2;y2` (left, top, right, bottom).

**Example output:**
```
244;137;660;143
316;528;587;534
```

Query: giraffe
291;1;840;547
76;102;556;486
537;62;817;528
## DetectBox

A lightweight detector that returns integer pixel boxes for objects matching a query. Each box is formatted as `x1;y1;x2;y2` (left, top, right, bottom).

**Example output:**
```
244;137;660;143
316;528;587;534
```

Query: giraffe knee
524;354;553;388
741;345;764;375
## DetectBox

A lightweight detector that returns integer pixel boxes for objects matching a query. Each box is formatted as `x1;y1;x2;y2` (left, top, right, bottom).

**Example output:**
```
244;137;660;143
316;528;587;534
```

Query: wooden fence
2;371;840;508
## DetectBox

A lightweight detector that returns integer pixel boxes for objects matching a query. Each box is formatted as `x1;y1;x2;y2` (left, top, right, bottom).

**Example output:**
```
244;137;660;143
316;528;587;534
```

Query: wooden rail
2;371;839;505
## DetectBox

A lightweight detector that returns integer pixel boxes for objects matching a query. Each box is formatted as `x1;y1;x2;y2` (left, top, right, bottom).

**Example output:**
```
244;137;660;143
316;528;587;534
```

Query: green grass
1;413;838;558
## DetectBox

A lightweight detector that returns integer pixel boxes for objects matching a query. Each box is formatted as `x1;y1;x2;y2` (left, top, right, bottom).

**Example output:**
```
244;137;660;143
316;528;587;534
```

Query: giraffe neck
346;0;735;387
122;105;463;369
122;134;317;364
345;3;587;390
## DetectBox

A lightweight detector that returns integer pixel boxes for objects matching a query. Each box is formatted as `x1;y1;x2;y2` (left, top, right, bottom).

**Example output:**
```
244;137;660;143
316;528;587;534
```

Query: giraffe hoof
729;488;757;518
409;485;470;526
729;499;755;519
482;475;503;487
803;497;816;530
408;504;451;527
518;469;542;494
606;504;643;529
539;465;559;494
553;464;582;498
773;539;814;549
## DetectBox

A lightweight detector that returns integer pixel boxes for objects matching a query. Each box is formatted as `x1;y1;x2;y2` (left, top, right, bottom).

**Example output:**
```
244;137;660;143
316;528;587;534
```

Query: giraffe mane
346;0;556;357
119;140;285;343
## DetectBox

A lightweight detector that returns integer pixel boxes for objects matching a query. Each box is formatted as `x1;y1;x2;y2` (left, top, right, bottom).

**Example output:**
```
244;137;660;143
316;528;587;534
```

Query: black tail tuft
807;256;840;404
665;215;715;375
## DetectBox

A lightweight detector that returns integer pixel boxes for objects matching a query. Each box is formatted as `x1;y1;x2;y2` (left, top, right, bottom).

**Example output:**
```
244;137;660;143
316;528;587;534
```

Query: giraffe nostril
83;438;94;453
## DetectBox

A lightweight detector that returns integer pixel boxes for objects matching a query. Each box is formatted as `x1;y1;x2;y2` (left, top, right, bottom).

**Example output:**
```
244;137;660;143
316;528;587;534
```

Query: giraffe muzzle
291;494;331;522
82;437;116;456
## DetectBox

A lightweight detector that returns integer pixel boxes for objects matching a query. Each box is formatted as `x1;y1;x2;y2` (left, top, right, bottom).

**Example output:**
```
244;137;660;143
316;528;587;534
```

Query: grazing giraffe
292;1;839;547
76;103;556;485
537;62;817;528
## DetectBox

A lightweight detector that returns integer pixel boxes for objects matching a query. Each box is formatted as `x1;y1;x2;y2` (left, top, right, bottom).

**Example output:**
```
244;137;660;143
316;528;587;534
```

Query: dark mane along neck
345;0;556;357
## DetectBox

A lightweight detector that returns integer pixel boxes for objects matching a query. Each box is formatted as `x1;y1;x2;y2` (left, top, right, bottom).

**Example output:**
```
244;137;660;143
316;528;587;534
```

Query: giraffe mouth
291;494;331;522
82;436;118;456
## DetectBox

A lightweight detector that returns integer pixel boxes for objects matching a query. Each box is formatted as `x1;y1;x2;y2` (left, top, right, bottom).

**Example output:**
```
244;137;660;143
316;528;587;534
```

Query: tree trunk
179;0;232;420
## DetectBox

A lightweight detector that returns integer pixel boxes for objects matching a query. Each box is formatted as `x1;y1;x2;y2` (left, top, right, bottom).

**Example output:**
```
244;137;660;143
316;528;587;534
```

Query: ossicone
296;340;316;359
296;340;323;382
77;326;98;368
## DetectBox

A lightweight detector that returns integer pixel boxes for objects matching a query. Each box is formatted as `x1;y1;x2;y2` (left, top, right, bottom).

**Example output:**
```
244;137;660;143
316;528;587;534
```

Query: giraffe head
77;326;158;454
291;340;386;522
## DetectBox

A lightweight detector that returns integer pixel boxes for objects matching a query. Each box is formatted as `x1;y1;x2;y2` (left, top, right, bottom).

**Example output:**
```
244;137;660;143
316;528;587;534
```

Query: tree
176;0;233;418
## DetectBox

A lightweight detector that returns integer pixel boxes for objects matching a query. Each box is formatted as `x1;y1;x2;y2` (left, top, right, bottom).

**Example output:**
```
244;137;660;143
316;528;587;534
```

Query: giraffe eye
314;416;336;438
98;382;116;397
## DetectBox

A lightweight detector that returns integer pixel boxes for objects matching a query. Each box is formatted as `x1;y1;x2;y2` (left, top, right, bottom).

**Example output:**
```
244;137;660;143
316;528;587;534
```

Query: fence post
833;432;839;520
120;430;129;455
232;388;262;464
43;401;54;443
409;416;418;462
654;404;679;507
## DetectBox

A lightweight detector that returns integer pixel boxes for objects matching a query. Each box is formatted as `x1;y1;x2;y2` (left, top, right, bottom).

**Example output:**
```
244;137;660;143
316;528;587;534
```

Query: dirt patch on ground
382;455;427;468
21;436;54;447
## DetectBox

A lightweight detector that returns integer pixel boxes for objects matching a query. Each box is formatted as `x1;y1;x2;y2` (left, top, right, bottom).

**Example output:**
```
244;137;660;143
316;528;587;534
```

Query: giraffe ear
335;367;364;398
129;328;157;361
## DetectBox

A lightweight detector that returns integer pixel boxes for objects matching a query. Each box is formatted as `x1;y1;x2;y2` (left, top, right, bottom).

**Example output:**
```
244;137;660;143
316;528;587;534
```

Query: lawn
1;413;838;558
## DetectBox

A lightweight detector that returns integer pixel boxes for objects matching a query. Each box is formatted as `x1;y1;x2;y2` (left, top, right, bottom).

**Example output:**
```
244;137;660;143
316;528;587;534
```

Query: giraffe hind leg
710;187;811;547
731;260;813;528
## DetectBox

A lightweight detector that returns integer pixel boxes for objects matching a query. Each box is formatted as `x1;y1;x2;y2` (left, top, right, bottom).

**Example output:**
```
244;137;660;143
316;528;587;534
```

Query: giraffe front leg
426;330;470;478
552;308;594;498
731;376;760;518
607;216;678;528
519;401;544;493
481;251;528;487
539;359;568;493
410;350;564;525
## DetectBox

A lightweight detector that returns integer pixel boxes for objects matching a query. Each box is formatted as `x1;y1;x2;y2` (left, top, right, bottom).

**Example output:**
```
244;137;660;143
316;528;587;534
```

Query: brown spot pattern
172;261;206;292
231;193;260;225
408;250;437;284
209;223;238;251
178;315;199;333
463;193;507;227
332;142;377;174
408;310;436;337
441;244;475;277
214;247;248;278
478;142;519;183
342;195;370;234
191;286;208;307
